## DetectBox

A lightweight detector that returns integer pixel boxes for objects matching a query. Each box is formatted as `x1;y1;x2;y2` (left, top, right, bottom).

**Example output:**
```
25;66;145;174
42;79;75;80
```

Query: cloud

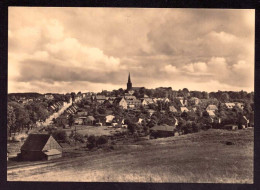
8;8;255;93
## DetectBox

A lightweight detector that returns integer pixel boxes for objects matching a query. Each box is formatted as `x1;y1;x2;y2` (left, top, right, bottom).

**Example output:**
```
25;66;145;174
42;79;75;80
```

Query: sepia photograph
7;7;254;183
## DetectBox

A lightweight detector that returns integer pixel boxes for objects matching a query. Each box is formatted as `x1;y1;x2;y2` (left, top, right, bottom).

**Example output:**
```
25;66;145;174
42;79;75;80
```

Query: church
126;73;144;94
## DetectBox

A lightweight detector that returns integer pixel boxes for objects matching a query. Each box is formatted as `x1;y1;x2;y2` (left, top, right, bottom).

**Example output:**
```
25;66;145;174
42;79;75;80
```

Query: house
141;99;148;106
103;99;113;107
77;111;88;117
206;105;218;111
145;98;155;105
235;102;244;110
224;124;238;130
140;94;149;99
108;97;117;101
192;107;197;112
147;109;156;116
113;97;128;109
180;106;189;113
74;117;86;125
19;134;62;161
126;99;142;108
96;122;103;126
189;97;200;106
169;105;177;112
95;95;107;104
240;116;249;127
150;124;175;138
162;98;170;103
173;117;178;126
137;118;143;124
207;110;216;117
85;116;95;125
175;97;188;106
225;103;236;109
44;94;54;100
124;95;137;100
106;115;115;125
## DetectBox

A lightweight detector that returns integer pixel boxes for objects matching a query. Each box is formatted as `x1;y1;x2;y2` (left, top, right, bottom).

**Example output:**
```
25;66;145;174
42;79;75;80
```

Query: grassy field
63;125;127;136
7;128;253;183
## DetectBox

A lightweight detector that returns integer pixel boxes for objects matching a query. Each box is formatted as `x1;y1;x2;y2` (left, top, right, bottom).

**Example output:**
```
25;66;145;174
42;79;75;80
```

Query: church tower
127;72;132;91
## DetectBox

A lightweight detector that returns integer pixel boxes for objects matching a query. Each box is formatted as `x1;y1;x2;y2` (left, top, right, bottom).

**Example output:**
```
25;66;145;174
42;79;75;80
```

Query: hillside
7;128;253;183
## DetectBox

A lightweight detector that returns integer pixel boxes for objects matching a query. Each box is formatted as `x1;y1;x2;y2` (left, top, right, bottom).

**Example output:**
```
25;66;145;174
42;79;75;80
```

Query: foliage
68;114;75;127
73;132;85;143
52;130;68;142
96;136;108;145
7;105;16;137
87;135;97;149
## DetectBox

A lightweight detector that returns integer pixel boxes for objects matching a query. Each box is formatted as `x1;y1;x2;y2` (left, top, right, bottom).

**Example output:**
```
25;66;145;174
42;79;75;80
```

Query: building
206;105;218;111
141;99;148;106
180;106;189;113
95;95;107;104
44;94;54;100
169;105;177;112
113;97;128;109
85;116;95;125
189;97;200;106
126;72;144;92
224;124;238;130
20;134;62;161
225;103;236;109
127;72;132;91
207;110;216;117
150;124;175;138
74;117;86;125
106;115;115;125
126;99;142;108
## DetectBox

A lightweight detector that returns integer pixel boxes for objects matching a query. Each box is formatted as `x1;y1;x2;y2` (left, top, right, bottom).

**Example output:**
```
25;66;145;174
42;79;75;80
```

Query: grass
63;125;127;136
7;128;253;183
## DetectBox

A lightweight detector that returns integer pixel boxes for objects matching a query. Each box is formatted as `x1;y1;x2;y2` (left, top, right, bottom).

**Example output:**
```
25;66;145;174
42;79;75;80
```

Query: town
7;72;254;163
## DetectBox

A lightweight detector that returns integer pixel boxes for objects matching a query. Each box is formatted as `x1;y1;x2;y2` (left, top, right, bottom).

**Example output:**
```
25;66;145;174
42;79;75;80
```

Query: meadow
8;128;253;183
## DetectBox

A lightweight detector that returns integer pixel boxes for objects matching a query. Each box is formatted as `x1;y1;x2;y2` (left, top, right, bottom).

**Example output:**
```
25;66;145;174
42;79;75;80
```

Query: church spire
128;72;131;83
127;72;132;91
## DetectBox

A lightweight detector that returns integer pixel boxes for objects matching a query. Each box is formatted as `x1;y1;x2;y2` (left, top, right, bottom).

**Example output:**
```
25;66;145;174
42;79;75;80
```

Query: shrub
87;135;97;149
52;130;68;142
192;123;200;133
88;135;97;144
96;136;108;145
74;132;85;143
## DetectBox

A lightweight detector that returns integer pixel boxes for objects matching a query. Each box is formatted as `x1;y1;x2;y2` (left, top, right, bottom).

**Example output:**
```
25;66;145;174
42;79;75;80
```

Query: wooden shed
20;134;62;161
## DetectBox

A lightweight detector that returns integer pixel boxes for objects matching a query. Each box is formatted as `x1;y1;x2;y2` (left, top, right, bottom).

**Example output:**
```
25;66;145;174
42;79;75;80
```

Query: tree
68;114;75;127
128;123;138;134
9;102;30;132
202;91;209;99
220;93;230;102
98;107;106;115
87;135;97;149
7;105;16;137
96;136;108;145
71;92;76;102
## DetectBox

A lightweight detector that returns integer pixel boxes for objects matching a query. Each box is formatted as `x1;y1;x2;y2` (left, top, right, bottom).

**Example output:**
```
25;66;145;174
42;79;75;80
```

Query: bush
88;135;97;144
192;123;201;133
52;130;68;142
96;136;108;145
74;132;85;143
87;135;97;149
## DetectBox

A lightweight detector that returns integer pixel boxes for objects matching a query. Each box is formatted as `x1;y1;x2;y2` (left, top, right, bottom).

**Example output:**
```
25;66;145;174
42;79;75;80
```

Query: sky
8;8;255;93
